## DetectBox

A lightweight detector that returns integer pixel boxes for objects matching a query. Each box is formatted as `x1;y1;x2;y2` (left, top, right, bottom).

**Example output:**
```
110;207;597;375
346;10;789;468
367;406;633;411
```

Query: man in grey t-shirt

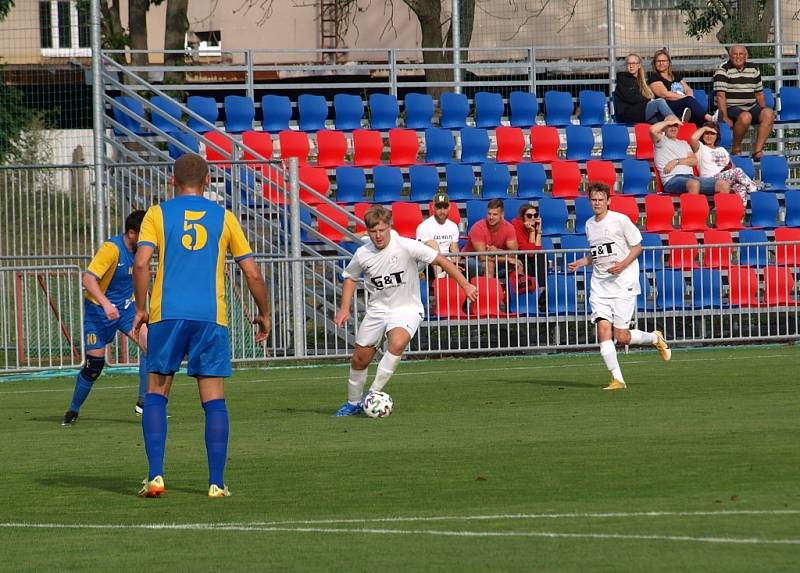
650;116;731;196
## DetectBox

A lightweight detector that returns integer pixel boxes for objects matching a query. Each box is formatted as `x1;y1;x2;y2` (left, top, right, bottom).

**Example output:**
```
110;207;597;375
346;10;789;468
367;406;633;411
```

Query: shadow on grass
502;378;597;389
29;416;140;426
36;474;204;496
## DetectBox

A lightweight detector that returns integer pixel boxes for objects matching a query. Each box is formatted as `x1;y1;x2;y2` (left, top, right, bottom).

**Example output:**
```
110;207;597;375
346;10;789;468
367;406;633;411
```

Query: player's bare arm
132;244;154;336
82;272;119;321
334;278;357;327
239;257;272;343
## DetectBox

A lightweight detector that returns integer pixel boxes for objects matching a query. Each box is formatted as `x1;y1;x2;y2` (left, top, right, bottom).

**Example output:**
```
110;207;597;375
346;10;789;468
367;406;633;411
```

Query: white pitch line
0;522;797;545
2;351;799;395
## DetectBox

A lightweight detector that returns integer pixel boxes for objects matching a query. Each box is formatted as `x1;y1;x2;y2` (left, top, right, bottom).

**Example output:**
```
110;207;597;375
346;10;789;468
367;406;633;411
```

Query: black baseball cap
433;191;450;206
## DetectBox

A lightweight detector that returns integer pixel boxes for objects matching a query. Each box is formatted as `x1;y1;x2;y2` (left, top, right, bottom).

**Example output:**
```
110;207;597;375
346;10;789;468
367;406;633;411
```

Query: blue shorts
663;174;717;196
147;319;231;378
83;299;136;350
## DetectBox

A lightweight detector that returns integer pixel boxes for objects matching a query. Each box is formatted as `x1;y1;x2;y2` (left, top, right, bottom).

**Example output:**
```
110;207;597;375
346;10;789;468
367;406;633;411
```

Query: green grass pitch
1;346;799;572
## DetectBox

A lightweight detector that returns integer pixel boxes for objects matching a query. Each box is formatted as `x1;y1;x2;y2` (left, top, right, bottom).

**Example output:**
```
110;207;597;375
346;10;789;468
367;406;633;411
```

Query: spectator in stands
648;49;715;125
614;53;673;124
690;123;759;204
713;44;775;159
567;181;671;390
464;198;519;279
510;202;547;305
416;191;460;278
650;115;731;196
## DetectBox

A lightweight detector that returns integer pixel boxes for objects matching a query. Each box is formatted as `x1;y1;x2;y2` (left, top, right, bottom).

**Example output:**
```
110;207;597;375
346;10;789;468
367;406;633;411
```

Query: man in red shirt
464;198;519;279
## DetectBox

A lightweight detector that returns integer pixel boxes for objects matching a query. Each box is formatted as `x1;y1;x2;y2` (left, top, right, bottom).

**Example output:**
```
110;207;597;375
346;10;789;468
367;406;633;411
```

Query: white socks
600;340;623;382
369;352;402;393
347;367;368;404
629;329;657;346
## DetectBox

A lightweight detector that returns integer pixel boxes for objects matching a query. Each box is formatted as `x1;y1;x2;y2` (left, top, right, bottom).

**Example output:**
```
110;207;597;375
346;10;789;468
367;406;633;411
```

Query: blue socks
137;353;148;399
68;373;94;413
203;399;229;488
142;393;168;480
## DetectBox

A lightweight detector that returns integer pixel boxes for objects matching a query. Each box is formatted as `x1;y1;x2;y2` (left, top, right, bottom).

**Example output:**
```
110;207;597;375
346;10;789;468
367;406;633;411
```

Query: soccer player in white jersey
334;205;478;415
568;182;671;390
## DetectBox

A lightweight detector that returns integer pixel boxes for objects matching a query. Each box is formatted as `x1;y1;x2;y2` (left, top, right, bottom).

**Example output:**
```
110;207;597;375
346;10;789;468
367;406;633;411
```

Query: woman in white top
689;122;759;204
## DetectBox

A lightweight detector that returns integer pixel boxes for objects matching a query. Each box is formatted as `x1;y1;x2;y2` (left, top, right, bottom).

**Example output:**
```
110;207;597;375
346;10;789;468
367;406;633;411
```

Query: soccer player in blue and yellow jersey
62;210;149;426
133;153;271;498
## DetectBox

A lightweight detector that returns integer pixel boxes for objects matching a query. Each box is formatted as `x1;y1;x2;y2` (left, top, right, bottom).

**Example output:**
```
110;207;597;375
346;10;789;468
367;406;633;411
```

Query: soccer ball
362;391;393;418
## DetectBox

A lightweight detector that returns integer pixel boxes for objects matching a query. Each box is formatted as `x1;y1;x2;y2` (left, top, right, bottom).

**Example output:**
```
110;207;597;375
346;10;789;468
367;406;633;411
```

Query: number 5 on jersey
182;210;207;251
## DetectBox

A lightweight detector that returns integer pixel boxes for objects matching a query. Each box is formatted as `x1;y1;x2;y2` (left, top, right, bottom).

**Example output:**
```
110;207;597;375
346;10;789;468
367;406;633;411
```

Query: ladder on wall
319;0;340;63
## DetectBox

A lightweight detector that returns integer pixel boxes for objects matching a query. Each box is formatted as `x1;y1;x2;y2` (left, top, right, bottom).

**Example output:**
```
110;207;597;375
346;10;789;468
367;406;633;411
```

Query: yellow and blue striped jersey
138;195;254;326
85;235;134;308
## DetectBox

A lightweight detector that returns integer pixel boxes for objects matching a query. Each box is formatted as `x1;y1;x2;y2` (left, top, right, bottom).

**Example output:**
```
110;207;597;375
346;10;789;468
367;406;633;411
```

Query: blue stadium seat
445;163;476;201
424;127;455;165
778;86;800;122
763;87;776;109
784;190;800;227
693;89;708;113
565;125;595;161
112;95;148;136
600;124;630;161
737;229;770;267
187;96;218;133
559;234;589;265
335;166;368;204
460;127;490;164
749;191;782;228
655;269;687;310
409;165;440;203
637;272;652;311
639;233;664;271
474;91;504;128
480;162;511;199
692;269;723;308
440;92;470;129
503;198;528;222
466;200;489;231
369;93;400;130
578;90;607;126
224;95;255;133
373;165;405;203
544;90;574;127
151;96;182;134
760;155;792;192
718;122;733;150
261;95;292;133
539;196;570;236
167;132;199;160
516;162;547;199
509;91;539;128
333;93;364;131
544;273;578;314
298;93;329;132
404;92;435;130
573;196;593;234
621;158;653;196
730;155;756;180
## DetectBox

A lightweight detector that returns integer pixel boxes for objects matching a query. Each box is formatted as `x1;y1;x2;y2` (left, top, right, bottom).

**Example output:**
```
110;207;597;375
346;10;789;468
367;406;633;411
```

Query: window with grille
39;1;90;56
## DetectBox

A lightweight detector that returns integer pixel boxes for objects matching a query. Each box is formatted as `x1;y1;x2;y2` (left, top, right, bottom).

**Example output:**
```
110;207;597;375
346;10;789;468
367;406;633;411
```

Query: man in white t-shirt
568;182;671;390
650;115;731;196
415;191;460;278
334;204;478;415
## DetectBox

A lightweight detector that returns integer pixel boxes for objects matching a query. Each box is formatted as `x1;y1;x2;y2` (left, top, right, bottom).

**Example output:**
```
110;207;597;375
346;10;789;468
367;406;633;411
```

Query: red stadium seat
702;230;733;269
530;126;560;163
241;131;274;168
353;202;370;233
774;227;800;266
316;203;350;242
495;126;526;164
468;276;509;318
263;164;288;205
550;160;582;199
315;129;348;168
609;195;639;226
298;165;330;205
634;123;654;160
677;122;697;143
728;266;759;307
388;128;420;166
644;194;675;232
204;131;233;167
352;129;384;167
586;159;617;193
667;230;699;270
433;276;467;318
278;130;310;164
763;265;799;306
679;194;710;231
713;193;745;231
391;201;423;239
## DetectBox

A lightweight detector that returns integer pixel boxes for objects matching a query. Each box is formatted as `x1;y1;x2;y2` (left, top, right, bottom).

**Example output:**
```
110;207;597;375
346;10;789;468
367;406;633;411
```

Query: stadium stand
749;192;782;228
388;128;420;166
713;193;745;230
516;162;547;199
460;127;490;164
644;194;675;232
278;130;310;164
224;95;255;133
692;269;723;308
600;124;630;161
425;128;456;165
333;93;364;131
298;93;329;132
586;159;617;192
738;229;770;267
702;230;734;269
609;195;640;225
445;163;477;200
480;162;511;199
760;155;792;192
187;95;218;133
261;94;292;133
404;93;435;130
620;158;652;196
509;91;539;128
151;95;182;134
539;197;570;236
315;130;348;168
544;90;574;127
440;92;470;129
474;92;505;129
530;126;561;162
334;166;368;204
495;126;526;164
373;166;405;203
565;125;594;161
728;265;760;307
667;230;699;270
550;160;582;199
391;202;424;238
369;93;400;130
352;129;384;167
578;90;607;126
409;165;440;203
679;194;710;232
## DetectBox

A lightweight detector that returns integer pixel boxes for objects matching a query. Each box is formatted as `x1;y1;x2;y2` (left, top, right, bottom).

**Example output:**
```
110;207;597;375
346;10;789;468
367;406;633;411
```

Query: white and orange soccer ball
362;391;394;418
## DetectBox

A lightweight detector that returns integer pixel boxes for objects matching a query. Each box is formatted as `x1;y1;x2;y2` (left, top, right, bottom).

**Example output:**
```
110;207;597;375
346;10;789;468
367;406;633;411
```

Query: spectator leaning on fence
650;115;731;196
613;53;673;124
463;198;519;279
713;44;775;160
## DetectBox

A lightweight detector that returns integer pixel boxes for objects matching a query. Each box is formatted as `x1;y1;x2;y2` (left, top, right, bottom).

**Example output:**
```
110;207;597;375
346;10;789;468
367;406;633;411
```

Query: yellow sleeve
86;242;119;281
224;210;253;260
138;205;162;248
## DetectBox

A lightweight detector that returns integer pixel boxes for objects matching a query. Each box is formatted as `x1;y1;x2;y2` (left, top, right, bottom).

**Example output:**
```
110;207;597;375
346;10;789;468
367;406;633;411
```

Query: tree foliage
0;0;14;22
679;0;774;46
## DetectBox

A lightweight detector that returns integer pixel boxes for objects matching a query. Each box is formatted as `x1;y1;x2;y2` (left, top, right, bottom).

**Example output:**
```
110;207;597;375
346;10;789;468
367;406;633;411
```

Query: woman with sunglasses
613;53;673;124
689;122;759;204
511;203;547;307
648;49;715;125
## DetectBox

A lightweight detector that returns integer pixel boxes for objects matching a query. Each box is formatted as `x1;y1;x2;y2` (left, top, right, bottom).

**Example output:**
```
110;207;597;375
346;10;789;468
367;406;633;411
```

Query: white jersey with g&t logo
343;230;438;314
584;210;642;298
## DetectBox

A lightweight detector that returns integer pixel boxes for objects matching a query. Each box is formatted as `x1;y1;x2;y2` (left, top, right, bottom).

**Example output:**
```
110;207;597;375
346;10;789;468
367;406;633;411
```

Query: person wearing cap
649;115;731;196
416;191;461;279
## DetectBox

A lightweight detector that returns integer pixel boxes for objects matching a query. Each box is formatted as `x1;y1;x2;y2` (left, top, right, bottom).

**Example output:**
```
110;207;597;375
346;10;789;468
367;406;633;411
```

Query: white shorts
589;295;636;329
355;310;424;348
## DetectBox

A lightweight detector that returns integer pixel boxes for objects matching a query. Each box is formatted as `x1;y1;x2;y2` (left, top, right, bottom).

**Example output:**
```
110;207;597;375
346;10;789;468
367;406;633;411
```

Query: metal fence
2;245;798;374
